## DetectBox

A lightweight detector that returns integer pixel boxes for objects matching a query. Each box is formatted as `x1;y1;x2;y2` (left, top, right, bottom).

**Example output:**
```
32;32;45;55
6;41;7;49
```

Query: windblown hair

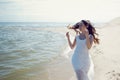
73;20;99;44
81;20;99;44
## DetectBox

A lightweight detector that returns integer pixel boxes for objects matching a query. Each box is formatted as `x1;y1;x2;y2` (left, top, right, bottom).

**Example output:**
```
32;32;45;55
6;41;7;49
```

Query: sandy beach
43;17;120;80
92;17;120;80
0;0;120;79
0;17;120;80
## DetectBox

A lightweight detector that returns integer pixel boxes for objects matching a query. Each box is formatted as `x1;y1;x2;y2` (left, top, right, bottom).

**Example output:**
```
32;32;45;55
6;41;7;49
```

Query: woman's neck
81;31;85;35
79;33;86;40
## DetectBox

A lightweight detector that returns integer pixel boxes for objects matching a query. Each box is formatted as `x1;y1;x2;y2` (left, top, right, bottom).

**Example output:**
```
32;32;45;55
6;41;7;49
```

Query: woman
66;20;99;80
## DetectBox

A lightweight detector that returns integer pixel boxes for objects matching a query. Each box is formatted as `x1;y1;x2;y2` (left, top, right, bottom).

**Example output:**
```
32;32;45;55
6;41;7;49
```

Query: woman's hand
73;28;79;34
66;32;70;38
66;32;76;49
67;24;70;29
67;24;73;29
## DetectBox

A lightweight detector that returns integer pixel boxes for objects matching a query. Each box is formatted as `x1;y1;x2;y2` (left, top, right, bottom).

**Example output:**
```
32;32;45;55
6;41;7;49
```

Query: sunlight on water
0;22;67;80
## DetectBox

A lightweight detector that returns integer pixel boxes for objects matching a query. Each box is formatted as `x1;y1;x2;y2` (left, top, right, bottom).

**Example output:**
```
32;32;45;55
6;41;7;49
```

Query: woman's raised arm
66;32;76;49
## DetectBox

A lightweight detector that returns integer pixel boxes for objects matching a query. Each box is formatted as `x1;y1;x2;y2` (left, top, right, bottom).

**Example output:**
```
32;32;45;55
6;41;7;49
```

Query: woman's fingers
66;32;69;37
66;32;69;36
67;24;70;29
67;24;73;29
67;24;70;27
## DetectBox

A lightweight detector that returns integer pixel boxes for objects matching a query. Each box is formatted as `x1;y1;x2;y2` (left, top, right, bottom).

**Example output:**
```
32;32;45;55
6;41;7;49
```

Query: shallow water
0;22;100;80
0;22;68;80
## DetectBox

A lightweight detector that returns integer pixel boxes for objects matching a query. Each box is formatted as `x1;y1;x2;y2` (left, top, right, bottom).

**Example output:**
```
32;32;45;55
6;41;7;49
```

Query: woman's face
78;22;86;32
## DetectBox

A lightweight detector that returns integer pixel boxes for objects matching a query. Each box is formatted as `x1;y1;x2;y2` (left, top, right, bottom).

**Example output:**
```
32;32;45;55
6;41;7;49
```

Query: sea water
0;22;103;80
0;22;69;80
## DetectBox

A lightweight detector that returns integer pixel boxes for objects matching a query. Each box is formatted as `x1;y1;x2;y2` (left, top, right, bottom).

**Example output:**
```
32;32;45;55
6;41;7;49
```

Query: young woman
66;20;99;80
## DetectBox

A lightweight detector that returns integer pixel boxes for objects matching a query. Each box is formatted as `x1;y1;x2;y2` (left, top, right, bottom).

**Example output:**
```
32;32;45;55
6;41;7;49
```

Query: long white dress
72;35;94;80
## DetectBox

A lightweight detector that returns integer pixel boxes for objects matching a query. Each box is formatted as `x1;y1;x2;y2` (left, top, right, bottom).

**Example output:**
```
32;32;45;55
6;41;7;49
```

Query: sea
0;22;104;80
0;22;72;80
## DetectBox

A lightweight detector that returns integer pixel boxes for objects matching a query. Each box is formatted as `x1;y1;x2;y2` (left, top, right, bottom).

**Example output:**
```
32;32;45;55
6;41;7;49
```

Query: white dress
72;35;94;80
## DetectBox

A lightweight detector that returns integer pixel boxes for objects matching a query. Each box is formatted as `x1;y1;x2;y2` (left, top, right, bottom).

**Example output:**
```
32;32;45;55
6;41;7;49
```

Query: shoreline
1;17;120;80
43;18;120;80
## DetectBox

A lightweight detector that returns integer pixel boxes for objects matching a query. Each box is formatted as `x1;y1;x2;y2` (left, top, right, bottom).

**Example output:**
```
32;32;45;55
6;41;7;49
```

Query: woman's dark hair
74;20;99;44
73;22;80;29
81;20;99;44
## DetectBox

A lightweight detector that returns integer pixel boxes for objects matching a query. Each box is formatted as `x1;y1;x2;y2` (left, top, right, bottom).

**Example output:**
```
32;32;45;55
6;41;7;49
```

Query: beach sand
43;17;120;80
1;18;120;80
92;18;120;80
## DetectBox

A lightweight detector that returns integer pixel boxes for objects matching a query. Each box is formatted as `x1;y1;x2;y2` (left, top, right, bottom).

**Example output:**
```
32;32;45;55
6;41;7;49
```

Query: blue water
0;22;68;80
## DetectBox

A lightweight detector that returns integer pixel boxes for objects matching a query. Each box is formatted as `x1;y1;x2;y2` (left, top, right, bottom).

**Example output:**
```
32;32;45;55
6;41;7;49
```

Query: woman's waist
74;48;88;53
72;52;90;62
75;45;88;50
73;50;89;57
